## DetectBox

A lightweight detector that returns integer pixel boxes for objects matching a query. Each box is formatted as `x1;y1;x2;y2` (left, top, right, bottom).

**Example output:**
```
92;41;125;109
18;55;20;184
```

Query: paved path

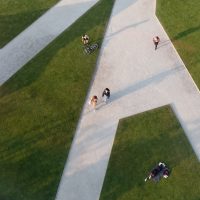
0;0;99;85
56;0;200;199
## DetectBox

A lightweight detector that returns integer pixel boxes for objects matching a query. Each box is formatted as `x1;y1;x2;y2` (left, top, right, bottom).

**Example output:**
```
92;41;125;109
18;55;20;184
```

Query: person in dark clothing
145;162;167;182
102;88;110;103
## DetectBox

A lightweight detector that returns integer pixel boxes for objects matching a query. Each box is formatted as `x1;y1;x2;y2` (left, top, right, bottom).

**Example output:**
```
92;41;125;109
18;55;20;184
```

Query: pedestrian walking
89;95;98;111
102;88;110;103
153;36;160;50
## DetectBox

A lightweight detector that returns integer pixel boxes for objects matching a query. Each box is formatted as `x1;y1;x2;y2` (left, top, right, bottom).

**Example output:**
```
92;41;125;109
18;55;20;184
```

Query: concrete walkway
0;0;99;85
56;0;200;200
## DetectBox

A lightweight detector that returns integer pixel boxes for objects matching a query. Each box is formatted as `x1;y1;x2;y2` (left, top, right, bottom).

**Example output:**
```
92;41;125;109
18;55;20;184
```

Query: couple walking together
89;88;110;111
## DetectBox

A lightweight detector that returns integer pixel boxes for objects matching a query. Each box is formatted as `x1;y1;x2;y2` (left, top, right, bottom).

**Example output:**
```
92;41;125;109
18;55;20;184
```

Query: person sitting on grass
82;34;89;45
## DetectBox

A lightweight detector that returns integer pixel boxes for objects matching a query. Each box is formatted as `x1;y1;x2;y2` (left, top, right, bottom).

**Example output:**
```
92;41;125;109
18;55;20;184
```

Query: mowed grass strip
0;0;59;48
156;0;200;87
0;0;115;199
100;106;200;200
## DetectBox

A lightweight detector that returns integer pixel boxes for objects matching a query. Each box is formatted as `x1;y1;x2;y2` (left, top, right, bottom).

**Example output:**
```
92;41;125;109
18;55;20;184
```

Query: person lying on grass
145;162;170;182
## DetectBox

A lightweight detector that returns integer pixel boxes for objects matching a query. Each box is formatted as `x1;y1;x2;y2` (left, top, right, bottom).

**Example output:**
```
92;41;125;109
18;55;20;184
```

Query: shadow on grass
100;106;198;200
0;0;116;199
0;116;71;200
0;8;48;48
172;25;200;41
0;0;115;98
100;133;190;199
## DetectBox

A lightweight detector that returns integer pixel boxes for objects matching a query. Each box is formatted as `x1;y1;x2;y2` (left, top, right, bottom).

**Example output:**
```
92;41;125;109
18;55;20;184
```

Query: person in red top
153;36;160;50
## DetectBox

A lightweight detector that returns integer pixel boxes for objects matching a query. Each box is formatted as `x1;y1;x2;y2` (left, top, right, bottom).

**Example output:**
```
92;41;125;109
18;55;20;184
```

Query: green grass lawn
0;0;59;48
0;0;115;199
100;106;200;200
156;0;200;87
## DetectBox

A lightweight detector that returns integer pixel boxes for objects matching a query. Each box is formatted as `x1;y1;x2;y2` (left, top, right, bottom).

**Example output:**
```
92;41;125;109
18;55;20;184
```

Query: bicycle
83;43;99;55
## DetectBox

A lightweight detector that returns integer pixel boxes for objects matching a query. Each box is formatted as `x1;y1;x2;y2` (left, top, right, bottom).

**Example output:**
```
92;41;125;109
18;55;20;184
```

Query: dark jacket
102;88;110;98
